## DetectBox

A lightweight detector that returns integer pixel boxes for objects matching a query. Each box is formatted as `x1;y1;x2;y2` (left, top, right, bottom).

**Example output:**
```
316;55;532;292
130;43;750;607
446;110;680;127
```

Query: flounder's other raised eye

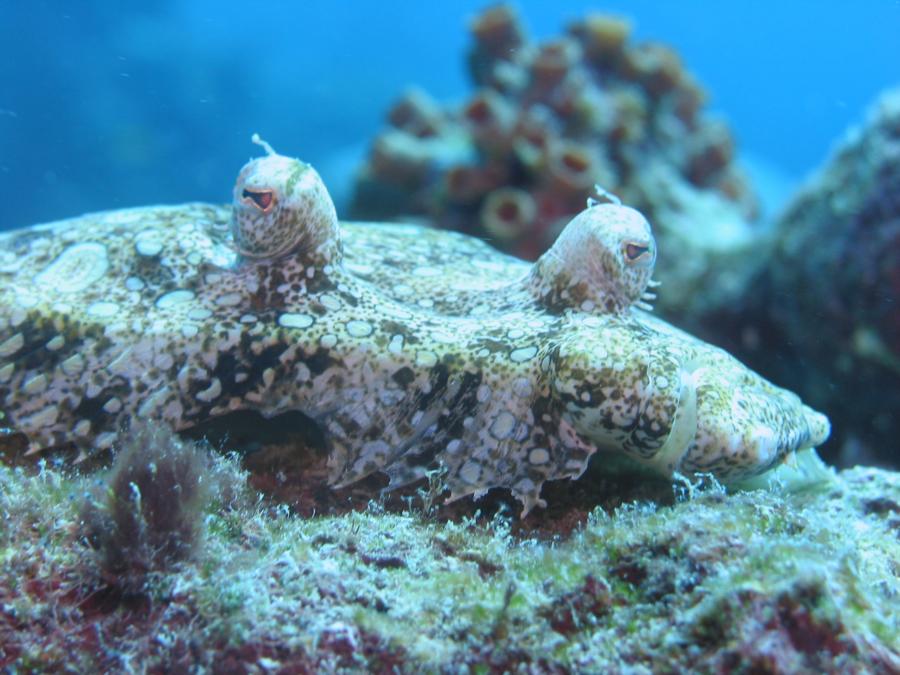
624;242;651;262
243;188;274;211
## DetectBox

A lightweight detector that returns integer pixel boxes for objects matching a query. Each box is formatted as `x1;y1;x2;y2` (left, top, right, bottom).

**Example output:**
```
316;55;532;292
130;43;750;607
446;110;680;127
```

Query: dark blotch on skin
305;348;336;376
213;342;285;397
439;371;483;438
417;364;450;411
72;376;130;430
392;366;416;388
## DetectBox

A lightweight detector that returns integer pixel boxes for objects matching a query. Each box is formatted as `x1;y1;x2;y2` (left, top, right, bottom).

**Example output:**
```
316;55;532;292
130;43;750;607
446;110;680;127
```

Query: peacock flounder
0;136;830;514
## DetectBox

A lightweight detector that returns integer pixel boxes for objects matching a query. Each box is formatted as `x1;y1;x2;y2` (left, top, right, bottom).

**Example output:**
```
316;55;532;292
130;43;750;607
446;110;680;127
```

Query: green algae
0;448;897;672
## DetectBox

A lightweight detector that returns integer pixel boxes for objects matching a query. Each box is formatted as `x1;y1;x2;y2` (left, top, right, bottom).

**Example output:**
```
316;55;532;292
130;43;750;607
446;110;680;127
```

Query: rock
748;87;900;471
1;446;896;671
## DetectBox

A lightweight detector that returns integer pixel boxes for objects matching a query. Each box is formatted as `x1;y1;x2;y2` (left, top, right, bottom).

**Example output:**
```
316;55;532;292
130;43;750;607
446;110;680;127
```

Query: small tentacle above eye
587;183;622;208
251;132;277;157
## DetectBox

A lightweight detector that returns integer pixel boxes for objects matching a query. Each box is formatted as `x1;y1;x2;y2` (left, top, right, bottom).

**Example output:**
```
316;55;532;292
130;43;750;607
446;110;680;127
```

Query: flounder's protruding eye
624;241;651;263
231;134;341;262
530;201;658;314
242;188;274;212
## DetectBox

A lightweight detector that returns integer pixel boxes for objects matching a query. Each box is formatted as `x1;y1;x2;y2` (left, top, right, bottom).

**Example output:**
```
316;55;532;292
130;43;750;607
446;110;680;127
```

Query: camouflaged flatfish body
0;137;830;514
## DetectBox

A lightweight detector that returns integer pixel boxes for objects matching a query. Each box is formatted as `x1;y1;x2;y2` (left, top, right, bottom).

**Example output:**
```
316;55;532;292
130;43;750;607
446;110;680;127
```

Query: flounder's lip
643;366;698;476
645;361;831;481
804;408;831;447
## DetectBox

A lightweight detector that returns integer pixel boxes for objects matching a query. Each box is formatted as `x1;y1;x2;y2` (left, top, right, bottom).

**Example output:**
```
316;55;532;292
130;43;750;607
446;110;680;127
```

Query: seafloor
1;427;897;673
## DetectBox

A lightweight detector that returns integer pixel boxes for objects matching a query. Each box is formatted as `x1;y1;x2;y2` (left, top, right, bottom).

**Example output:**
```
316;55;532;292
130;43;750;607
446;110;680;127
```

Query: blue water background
0;0;897;230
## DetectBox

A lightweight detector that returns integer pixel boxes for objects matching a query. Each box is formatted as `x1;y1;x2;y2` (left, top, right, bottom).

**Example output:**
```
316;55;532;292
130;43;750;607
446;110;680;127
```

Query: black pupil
243;189;273;210
625;243;649;260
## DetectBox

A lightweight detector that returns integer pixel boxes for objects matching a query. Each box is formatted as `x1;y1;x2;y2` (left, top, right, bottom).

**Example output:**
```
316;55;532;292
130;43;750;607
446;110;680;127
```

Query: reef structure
746;88;900;470
0;139;828;514
351;4;760;319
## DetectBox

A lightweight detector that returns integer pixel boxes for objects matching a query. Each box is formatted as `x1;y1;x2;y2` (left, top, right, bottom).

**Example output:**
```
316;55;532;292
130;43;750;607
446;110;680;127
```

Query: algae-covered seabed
1;431;898;673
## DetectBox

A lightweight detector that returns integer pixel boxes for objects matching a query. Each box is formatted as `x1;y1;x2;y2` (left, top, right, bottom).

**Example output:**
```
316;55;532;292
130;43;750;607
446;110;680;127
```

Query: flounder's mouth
645;360;831;482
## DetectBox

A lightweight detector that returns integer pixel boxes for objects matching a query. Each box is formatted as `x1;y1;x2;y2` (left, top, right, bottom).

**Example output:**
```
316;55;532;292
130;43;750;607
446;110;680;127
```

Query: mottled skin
0;141;829;514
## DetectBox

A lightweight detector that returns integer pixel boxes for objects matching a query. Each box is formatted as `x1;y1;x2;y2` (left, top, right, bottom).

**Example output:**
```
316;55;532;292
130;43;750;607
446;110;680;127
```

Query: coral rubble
351;4;760;317
1;439;897;671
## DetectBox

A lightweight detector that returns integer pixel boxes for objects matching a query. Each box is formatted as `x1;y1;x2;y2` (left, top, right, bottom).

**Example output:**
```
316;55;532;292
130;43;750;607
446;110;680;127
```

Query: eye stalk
531;202;659;314
242;188;275;213
230;134;341;264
